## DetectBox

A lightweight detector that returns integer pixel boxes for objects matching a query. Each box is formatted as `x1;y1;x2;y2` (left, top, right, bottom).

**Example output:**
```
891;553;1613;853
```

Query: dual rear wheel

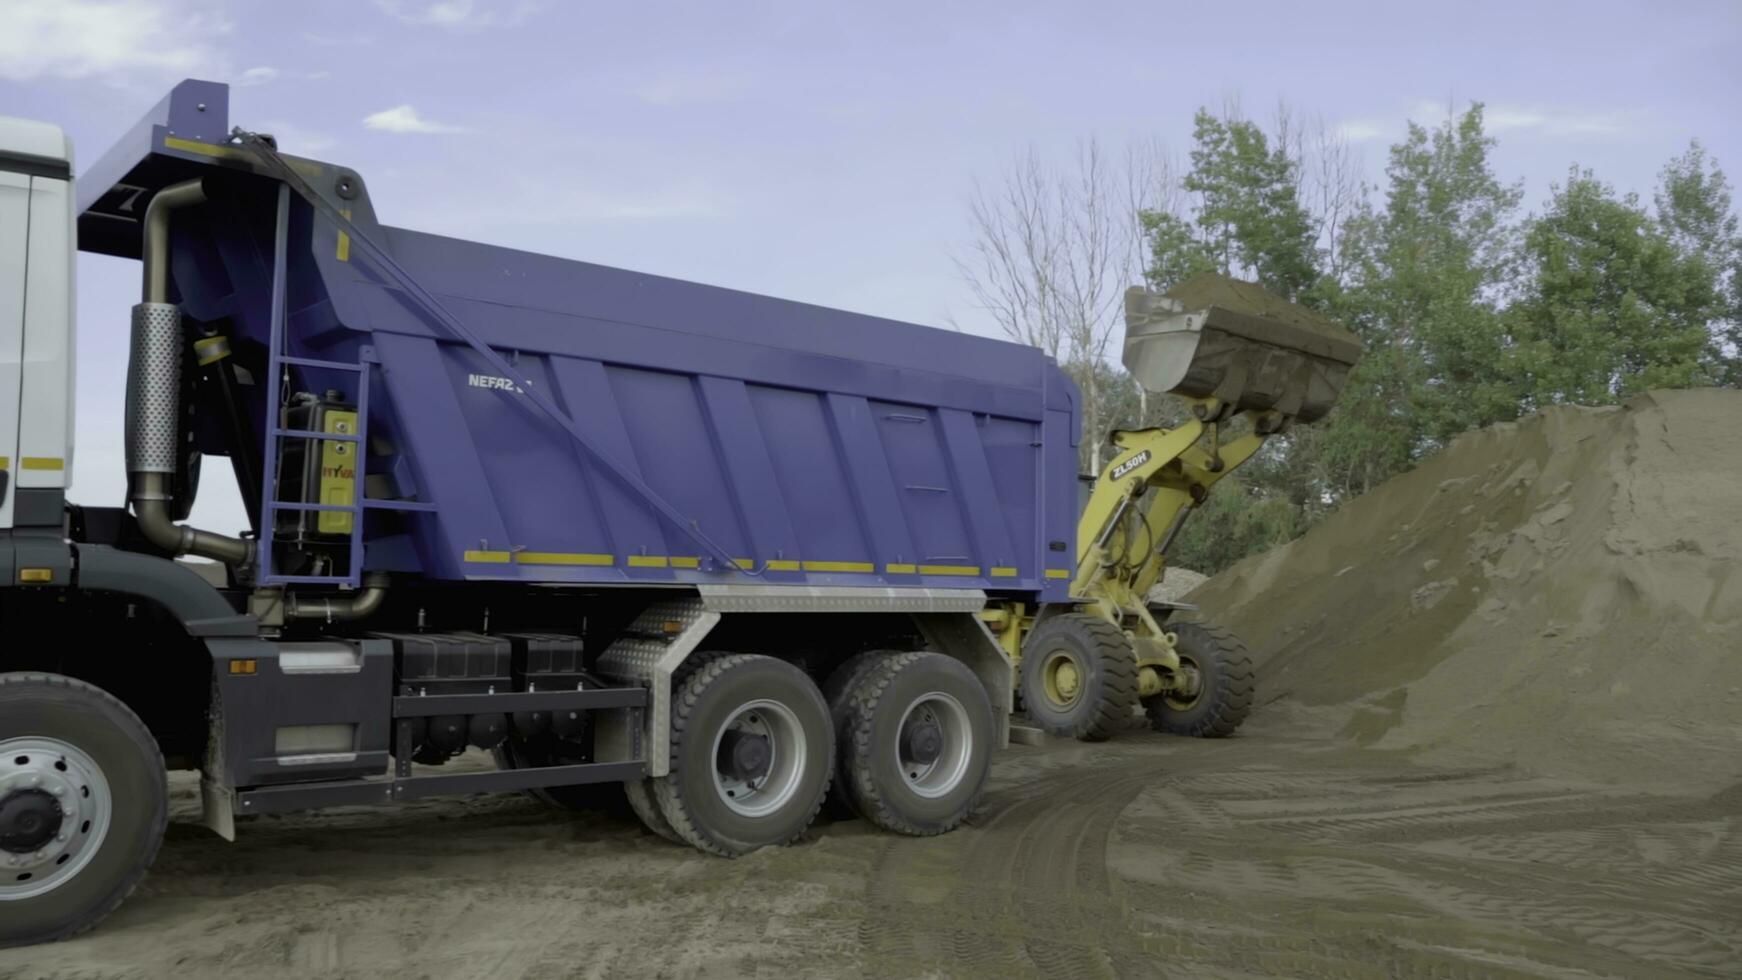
623;651;993;855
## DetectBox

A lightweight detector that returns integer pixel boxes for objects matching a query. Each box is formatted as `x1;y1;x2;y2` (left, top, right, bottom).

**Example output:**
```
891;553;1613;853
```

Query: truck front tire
651;655;832;856
0;673;167;948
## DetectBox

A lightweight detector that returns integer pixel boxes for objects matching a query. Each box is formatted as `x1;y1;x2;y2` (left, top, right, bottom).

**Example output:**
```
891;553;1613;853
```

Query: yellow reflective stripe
989;566;1018;578
20;457;63;471
164;136;240;159
918;564;980;576
884;563;917;574
733;558;755;570
764;559;801;571
463;550;512;564
802;560;875;573
0;457;8;470
1045;569;1073;579
626;555;668;568
517;552;613;566
669;556;701;569
336;208;352;262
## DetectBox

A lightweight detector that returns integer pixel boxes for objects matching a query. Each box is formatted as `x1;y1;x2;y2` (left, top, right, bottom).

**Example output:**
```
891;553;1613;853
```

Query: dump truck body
75;81;1080;598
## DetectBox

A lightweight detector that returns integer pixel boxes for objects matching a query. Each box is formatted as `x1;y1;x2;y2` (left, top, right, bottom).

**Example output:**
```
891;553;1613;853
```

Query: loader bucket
1122;274;1363;423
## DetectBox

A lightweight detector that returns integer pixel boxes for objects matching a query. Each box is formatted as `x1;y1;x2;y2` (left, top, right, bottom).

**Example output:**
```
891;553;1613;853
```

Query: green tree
1145;109;1321;300
1332;104;1522;458
1510;168;1721;403
1655;141;1741;384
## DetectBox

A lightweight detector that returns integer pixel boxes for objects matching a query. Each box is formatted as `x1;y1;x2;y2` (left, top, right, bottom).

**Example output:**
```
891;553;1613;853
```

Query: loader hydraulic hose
127;178;255;568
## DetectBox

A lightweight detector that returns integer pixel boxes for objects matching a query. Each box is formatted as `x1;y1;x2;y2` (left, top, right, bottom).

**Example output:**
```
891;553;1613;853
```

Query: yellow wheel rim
1041;651;1083;708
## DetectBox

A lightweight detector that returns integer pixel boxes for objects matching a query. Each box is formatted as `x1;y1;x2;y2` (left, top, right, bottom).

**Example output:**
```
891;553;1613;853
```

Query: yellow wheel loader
985;274;1364;741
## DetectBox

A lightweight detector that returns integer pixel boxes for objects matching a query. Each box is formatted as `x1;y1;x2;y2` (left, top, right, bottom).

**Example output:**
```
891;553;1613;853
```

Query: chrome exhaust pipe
127;178;254;566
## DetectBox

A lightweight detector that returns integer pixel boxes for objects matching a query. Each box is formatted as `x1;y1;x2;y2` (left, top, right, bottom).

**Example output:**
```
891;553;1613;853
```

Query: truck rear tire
821;650;894;819
1143;622;1254;738
0;673;167;948
839;652;992;836
651;654;832;856
1018;614;1137;741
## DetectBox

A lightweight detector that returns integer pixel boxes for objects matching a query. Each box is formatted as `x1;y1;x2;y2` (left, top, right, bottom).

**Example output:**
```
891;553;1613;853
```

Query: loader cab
0;116;76;531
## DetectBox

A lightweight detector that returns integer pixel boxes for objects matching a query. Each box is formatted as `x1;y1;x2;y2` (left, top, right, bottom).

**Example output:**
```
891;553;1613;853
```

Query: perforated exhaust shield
1122;274;1364;423
126;301;181;474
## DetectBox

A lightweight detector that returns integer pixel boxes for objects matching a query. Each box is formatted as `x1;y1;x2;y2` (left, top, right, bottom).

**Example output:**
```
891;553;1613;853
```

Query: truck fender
73;543;256;637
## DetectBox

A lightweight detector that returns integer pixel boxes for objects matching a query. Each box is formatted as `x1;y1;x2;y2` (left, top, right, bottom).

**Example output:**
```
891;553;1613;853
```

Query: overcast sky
3;0;1738;534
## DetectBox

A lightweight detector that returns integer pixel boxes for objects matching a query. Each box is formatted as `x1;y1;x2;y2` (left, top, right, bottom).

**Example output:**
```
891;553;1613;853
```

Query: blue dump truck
0;81;1360;944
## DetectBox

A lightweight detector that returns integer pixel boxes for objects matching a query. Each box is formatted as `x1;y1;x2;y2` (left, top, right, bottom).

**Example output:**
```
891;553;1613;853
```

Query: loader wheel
1019;614;1138;741
1144;622;1254;738
839;652;992;836
652;655;832;856
821;650;895;819
0;673;167;948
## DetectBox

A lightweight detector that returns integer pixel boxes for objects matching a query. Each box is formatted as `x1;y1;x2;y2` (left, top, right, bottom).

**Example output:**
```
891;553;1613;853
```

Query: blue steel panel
696;378;802;571
545;357;672;579
826;393;922;576
750;387;874;568
372;332;514;578
607;366;755;567
936;409;1023;579
870;402;976;573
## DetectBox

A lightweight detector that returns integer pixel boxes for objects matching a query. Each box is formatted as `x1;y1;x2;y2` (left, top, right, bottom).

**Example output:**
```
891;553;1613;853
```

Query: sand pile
1188;389;1742;790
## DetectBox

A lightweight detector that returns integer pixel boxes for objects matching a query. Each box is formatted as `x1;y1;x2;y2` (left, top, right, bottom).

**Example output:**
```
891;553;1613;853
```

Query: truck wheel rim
896;692;973;799
710;699;806;818
0;738;113;902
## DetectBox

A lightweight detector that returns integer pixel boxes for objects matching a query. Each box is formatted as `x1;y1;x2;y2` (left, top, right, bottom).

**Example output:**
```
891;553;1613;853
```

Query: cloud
0;0;229;82
234;65;279;87
634;70;752;106
1332;119;1386;144
372;0;537;30
301;31;374;46
362;105;472;135
1409;99;1630;138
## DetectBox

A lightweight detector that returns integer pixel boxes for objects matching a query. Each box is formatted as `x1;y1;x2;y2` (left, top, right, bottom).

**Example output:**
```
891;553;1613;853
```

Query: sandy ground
0;723;1735;980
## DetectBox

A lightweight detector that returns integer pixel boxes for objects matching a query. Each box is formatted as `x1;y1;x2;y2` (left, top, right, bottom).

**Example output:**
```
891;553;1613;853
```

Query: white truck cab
0;116;76;531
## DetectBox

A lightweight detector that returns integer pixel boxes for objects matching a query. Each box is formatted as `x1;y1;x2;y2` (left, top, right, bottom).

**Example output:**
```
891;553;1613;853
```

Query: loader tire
1144;622;1254;738
821;650;895;819
1019;613;1138;741
839;652;992;836
0;673;167;948
652;655;832;856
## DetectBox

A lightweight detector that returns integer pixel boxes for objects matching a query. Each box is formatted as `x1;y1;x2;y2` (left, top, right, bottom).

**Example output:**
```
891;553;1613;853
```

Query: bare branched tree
956;139;1164;473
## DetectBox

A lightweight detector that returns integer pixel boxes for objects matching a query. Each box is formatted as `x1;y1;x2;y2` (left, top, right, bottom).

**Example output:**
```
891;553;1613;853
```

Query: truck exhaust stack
126;177;253;567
